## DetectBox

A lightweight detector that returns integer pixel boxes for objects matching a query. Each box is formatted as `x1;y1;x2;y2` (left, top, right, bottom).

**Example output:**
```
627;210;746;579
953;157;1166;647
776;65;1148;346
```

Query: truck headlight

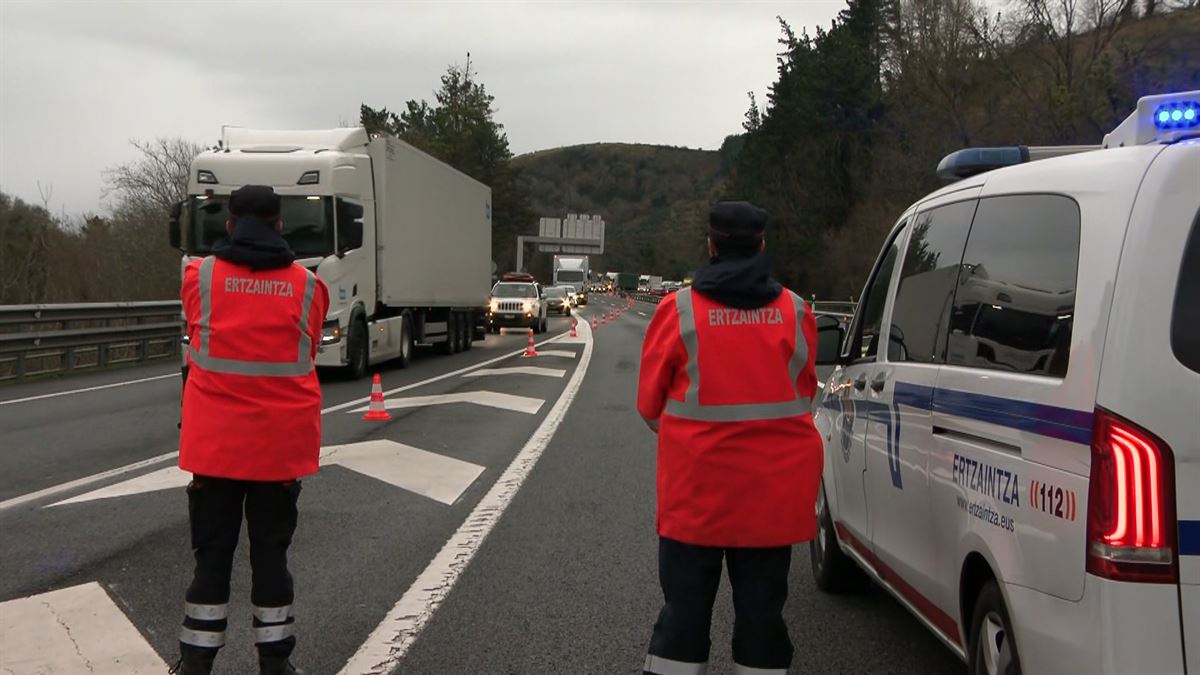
321;320;341;345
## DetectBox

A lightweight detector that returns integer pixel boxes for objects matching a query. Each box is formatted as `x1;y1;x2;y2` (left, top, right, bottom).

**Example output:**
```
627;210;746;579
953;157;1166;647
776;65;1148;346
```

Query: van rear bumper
1006;577;1183;674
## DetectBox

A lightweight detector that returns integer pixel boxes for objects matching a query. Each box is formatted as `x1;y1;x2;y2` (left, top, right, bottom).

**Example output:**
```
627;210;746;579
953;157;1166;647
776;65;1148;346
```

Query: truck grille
497;301;525;312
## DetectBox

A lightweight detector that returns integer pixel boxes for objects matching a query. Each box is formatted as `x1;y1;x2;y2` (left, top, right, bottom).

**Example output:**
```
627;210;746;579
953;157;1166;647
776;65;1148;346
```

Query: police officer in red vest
638;201;822;675
173;186;329;675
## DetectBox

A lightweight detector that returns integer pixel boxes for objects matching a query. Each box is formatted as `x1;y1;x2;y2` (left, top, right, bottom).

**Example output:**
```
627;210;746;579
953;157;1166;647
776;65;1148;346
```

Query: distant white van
809;91;1200;675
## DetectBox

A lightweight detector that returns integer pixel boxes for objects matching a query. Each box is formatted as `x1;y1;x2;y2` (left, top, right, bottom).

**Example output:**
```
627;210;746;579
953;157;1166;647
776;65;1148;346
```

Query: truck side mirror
815;314;845;365
168;200;185;250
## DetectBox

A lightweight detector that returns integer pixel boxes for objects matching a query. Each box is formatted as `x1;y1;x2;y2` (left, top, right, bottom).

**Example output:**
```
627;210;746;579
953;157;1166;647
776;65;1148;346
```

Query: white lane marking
637;311;647;317
1;334;570;512
340;309;594;674
0;451;179;512
48;439;489;508
322;440;484;505
533;350;576;359
319;333;567;415
463;366;565;379
348;391;544;416
0;582;168;674
49;464;191;507
0;373;179;407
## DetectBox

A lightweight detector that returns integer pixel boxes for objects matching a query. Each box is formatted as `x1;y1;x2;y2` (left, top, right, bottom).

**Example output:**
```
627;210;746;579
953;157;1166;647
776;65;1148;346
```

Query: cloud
0;0;844;215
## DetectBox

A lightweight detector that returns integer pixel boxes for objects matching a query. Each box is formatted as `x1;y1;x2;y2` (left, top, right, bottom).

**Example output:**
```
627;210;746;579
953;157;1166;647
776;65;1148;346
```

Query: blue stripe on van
892;381;1093;445
1180;521;1200;556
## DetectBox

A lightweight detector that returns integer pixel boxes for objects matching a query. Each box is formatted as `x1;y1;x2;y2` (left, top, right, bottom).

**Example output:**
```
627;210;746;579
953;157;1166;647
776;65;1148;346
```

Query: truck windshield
556;270;585;283
187;195;335;257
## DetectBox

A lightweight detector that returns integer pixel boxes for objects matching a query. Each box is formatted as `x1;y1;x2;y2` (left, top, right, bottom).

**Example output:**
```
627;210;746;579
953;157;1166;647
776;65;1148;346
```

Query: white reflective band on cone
733;665;788;675
184;602;228;621
180;627;226;648
644;654;708;675
253;623;295;643
666;287;812;422
251;605;292;623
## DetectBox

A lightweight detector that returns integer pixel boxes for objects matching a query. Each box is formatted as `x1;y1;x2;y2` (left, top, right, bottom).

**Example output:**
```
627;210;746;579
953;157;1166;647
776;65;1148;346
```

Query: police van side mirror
815;315;845;365
168;200;184;251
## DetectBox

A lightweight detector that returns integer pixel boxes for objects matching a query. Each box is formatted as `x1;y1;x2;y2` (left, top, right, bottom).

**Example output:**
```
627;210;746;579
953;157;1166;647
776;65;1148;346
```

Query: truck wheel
810;480;867;593
441;314;460;355
343;319;368;380
969;581;1021;675
397;314;413;369
463;314;475;351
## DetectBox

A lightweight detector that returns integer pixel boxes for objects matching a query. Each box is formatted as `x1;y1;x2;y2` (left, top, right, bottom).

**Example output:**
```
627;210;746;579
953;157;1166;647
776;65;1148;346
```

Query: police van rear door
1097;140;1200;673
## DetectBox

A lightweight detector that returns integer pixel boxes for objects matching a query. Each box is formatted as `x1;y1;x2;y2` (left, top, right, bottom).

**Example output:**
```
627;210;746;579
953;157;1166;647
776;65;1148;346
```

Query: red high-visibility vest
637;287;823;547
180;256;329;481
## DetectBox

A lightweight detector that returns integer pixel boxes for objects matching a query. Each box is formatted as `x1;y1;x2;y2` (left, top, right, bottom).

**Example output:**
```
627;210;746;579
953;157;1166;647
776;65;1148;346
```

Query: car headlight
321;320;341;345
523;300;533;312
490;299;500;312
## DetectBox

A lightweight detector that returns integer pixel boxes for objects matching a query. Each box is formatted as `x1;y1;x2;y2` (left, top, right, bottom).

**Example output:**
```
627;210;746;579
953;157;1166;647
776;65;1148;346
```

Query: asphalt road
0;294;963;674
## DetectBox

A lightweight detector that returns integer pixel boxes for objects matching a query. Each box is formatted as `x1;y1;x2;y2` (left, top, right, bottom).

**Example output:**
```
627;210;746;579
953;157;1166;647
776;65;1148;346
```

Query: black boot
258;636;301;675
168;645;217;675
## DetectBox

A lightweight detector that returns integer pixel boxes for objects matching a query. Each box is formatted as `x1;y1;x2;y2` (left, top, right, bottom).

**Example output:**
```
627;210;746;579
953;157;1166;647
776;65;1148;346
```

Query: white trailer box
373;138;492;307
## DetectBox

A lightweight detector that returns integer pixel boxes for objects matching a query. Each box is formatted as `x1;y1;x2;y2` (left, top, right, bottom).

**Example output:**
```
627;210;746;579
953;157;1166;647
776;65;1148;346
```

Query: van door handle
870;372;888;393
853;374;867;391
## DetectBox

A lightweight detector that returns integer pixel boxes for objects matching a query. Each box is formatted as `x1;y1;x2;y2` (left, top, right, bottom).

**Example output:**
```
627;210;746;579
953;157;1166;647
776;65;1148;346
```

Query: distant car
554;284;579;307
488;281;548;333
545;286;572;315
662;281;683;293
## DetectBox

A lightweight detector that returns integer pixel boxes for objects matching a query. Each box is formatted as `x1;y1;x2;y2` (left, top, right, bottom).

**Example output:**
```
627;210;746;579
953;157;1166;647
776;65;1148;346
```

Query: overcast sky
0;0;846;217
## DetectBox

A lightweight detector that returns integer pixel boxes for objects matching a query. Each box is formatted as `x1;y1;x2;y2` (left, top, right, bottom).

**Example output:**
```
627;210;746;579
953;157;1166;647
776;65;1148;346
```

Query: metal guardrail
0;302;182;382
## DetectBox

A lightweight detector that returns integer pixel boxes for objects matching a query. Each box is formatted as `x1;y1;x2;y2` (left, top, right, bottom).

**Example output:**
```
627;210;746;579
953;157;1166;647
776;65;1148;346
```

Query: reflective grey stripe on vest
185;602;228;621
180;627;225;648
663;287;812;422
644;654;707;675
253;623;295;643
191;256;318;377
251;605;292;623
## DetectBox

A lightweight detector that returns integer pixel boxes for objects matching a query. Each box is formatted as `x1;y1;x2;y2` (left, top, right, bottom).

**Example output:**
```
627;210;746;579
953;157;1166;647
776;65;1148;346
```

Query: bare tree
104;137;204;213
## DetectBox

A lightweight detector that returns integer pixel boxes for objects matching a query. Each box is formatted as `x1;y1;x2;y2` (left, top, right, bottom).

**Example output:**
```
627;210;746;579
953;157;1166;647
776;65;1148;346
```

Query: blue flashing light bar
1153;100;1199;130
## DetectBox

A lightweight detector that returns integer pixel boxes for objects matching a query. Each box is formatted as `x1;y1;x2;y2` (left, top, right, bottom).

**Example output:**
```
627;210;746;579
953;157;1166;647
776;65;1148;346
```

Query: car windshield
492;283;536;298
556;270;585;282
188;194;335;257
546;287;566;298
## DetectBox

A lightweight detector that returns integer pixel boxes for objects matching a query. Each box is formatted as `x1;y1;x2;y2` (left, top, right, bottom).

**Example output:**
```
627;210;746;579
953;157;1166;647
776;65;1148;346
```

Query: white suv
810;92;1199;675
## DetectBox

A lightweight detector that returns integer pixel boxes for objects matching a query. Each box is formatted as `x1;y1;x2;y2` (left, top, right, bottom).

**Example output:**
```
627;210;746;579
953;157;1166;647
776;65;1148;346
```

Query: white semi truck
169;127;492;379
552;255;589;290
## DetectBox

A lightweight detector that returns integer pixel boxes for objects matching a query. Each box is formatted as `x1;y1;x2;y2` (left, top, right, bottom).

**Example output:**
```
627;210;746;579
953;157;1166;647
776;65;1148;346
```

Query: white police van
809;91;1199;675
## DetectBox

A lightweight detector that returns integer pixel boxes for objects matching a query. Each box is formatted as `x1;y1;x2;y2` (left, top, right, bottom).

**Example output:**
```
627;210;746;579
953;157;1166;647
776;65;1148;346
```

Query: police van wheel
462;315;475;351
397;315;413;369
810;480;866;593
968;581;1021;675
345;320;368;380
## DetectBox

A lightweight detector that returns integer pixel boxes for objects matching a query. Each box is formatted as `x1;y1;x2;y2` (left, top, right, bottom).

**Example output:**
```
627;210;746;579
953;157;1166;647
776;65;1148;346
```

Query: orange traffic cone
522;328;539;357
570;319;578;338
601;313;607;326
592;315;599;330
362;374;391;421
609;310;615;322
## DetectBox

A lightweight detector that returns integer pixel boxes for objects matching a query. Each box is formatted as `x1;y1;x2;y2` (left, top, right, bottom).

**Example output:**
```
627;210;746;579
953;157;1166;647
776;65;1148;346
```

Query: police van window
1171;210;1200;374
888;200;975;363
947;194;1081;377
853;229;902;361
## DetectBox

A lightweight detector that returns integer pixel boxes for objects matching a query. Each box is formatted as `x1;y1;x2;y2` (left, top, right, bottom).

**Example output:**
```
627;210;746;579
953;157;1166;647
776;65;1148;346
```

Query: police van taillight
1086;408;1178;584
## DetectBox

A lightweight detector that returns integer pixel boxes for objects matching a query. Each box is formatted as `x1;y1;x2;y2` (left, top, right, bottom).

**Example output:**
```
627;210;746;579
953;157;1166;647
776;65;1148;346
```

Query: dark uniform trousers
180;476;301;661
646;537;794;674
